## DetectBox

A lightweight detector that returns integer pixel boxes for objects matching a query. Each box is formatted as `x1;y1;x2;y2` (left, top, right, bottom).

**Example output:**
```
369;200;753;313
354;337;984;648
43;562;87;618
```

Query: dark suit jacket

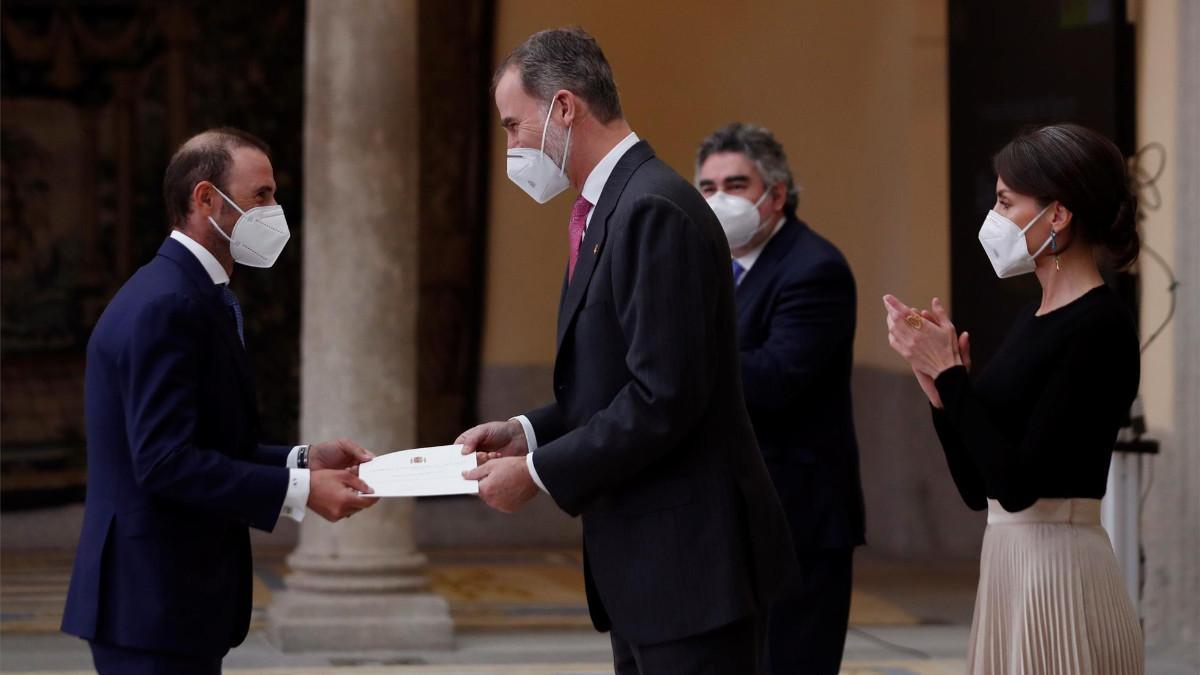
61;238;290;657
526;141;798;645
735;218;866;552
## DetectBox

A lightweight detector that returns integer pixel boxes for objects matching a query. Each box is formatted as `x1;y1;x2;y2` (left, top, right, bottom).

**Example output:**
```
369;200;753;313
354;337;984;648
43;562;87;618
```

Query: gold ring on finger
905;314;924;330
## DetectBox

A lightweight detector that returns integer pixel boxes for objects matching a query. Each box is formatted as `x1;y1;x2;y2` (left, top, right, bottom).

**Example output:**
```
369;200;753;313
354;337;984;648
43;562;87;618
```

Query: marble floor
1;547;1194;674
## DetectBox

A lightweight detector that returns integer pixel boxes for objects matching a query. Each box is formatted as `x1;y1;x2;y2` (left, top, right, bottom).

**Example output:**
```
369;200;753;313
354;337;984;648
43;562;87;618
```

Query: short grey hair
494;27;623;123
696;122;799;218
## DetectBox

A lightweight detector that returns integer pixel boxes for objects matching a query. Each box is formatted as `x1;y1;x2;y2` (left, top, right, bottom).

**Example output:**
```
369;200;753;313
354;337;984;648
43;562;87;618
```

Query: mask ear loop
209;183;247;217
207;183;246;243
560;124;572;177
751;183;778;232
538;100;554;156
753;184;774;208
539;98;571;176
1021;204;1056;260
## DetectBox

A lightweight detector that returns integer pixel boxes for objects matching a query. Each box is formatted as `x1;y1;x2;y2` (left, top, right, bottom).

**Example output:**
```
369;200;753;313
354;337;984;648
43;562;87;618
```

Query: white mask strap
206;184;246;243
1020;204;1054;257
753;185;773;208
538;100;555;156
539;99;570;174
208;183;248;217
1031;229;1057;257
1019;204;1052;235
560;123;571;177
208;215;233;243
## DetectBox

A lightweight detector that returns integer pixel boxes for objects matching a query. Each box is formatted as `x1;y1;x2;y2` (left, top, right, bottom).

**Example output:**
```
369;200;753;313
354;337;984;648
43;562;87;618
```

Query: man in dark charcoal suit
60;128;378;674
454;28;797;674
697;122;867;674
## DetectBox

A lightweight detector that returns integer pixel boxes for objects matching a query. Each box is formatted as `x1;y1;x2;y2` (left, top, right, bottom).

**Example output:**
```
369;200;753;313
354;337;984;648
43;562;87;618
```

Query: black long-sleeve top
931;285;1140;513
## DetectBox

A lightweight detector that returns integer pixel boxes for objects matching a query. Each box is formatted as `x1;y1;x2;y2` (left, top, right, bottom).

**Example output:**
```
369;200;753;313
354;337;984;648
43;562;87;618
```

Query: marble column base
267;589;453;652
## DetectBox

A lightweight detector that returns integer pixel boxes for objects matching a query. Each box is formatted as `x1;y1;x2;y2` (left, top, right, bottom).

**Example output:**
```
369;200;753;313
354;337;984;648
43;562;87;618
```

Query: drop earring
1050;229;1061;271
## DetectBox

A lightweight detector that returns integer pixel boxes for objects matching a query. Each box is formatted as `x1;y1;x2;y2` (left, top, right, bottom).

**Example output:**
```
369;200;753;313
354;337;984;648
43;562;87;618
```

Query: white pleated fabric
968;498;1144;674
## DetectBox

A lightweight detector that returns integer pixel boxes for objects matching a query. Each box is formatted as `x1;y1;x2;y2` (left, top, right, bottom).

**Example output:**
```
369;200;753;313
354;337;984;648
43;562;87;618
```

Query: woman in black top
884;124;1143;674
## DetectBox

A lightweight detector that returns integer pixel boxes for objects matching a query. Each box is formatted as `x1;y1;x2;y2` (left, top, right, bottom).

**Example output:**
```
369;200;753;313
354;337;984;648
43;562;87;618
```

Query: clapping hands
883;295;970;409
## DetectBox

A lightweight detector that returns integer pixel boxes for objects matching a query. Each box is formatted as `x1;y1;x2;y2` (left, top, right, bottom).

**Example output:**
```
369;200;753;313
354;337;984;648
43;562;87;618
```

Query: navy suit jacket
526;141;798;645
735;218;866;552
61;238;290;657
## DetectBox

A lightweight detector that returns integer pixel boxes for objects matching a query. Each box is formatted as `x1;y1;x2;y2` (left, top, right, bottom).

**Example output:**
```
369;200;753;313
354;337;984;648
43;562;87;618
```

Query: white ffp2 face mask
506;101;572;204
207;185;290;268
706;189;771;249
977;204;1052;278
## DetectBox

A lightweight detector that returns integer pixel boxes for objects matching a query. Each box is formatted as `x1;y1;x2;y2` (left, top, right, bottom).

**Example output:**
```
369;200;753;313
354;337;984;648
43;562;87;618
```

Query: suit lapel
556;141;656;349
157;239;257;407
735;218;803;323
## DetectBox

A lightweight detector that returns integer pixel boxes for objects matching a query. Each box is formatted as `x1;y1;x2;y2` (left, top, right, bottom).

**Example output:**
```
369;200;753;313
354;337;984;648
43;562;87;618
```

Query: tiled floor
2;545;1194;673
1;548;963;637
0;547;980;673
0;665;970;675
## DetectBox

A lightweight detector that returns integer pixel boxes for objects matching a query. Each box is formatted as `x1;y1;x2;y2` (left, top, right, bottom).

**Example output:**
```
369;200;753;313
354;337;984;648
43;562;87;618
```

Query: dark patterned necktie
219;284;245;346
568;195;593;282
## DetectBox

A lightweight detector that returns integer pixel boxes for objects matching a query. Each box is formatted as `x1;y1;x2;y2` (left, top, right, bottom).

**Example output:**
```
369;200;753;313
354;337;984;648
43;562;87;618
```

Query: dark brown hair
993;123;1139;270
162;127;270;228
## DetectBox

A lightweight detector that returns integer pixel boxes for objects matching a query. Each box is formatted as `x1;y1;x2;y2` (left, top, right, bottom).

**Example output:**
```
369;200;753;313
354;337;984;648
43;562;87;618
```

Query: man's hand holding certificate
357;445;479;497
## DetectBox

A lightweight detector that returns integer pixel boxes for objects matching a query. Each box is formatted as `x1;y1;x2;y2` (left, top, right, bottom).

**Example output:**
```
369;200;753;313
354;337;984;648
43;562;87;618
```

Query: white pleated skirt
968;498;1144;674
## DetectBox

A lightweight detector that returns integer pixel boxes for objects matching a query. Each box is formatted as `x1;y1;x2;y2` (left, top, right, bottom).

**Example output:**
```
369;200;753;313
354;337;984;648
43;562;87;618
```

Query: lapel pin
593;244;601;255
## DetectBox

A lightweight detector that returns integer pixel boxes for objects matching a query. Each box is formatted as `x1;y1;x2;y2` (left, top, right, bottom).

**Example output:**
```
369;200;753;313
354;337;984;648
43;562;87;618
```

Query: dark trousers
90;641;222;675
611;614;761;675
764;548;854;675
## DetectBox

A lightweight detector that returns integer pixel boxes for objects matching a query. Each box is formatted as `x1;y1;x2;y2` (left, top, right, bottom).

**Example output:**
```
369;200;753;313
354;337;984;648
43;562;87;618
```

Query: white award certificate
357;444;479;497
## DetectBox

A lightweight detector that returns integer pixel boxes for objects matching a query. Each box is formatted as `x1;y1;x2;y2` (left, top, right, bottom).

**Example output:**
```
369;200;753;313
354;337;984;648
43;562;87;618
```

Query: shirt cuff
512;416;546;493
525;452;548;493
512;415;539;452
286;445;302;468
280;468;309;523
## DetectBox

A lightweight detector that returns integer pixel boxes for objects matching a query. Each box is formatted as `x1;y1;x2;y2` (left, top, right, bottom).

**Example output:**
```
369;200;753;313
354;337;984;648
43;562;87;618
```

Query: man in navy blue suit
61;127;378;674
697;123;867;675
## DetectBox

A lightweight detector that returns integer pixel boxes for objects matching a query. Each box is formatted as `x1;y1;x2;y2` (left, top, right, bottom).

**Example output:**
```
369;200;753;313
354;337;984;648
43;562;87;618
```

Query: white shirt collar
734;216;786;273
581;132;640;208
169;230;230;285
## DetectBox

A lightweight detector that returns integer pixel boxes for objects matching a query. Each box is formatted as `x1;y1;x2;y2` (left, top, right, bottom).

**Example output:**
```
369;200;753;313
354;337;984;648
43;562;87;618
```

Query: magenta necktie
568;195;593;282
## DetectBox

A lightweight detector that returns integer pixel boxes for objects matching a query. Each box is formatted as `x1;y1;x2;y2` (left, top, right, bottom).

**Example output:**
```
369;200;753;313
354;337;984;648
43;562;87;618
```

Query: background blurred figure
697;123;866;675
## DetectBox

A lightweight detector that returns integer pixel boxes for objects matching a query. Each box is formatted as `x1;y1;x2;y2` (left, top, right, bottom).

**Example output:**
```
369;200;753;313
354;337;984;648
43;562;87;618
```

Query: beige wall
1137;0;1178;434
1135;0;1200;656
481;0;949;373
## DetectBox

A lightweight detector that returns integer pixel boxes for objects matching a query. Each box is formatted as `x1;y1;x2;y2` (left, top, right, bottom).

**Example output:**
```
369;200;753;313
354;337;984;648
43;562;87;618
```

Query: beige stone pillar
266;0;453;652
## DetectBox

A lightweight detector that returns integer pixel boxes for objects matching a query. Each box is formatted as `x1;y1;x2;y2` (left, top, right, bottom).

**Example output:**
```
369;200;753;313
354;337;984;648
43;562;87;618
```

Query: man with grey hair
457;29;797;673
697;122;866;674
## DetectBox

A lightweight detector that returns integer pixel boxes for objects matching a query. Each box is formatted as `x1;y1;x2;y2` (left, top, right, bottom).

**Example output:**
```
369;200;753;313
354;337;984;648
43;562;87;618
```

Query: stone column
266;0;453;652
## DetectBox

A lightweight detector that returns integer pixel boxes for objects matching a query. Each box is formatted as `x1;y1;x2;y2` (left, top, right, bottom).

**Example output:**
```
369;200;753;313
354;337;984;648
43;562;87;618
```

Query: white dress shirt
169;231;309;522
515;132;640;493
